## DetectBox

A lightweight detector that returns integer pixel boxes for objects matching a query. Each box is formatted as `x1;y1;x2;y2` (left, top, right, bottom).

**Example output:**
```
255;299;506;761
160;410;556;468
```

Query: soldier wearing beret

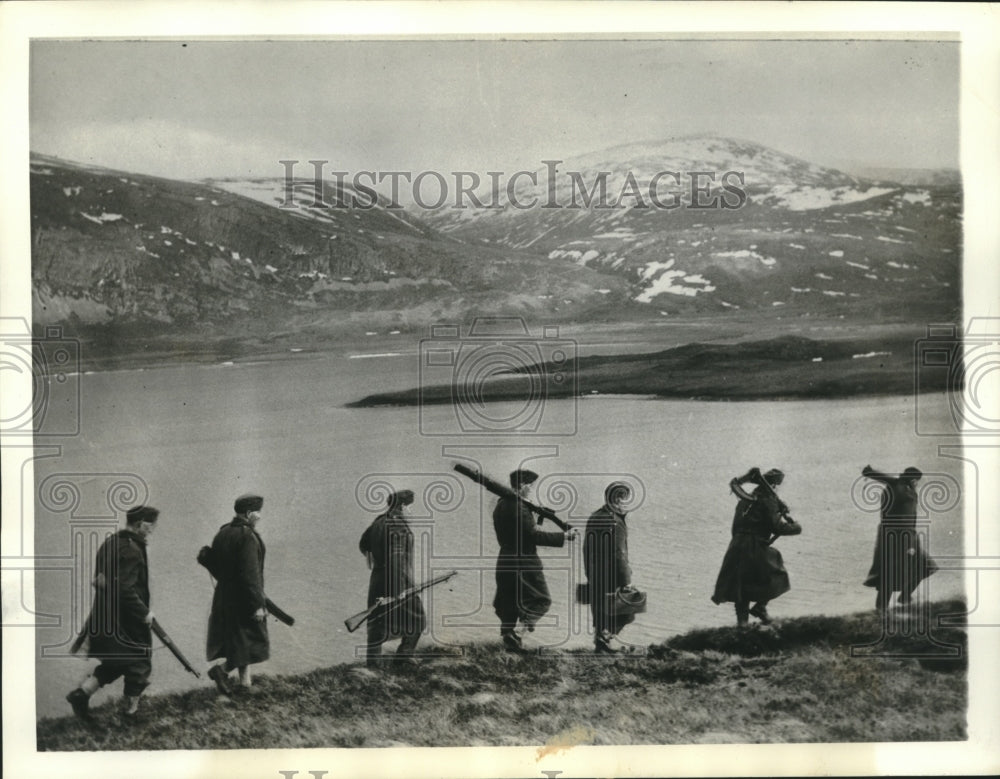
493;469;577;653
205;493;269;695
66;505;160;718
862;465;938;614
584;481;636;653
711;468;801;628
358;489;426;668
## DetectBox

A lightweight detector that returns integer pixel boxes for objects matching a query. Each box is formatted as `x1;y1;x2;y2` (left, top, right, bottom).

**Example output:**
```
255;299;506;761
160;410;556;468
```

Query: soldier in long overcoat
583;481;635;652
66;505;160;718
492;469;576;652
861;465;938;613
712;468;802;627
206;493;269;694
358;489;426;668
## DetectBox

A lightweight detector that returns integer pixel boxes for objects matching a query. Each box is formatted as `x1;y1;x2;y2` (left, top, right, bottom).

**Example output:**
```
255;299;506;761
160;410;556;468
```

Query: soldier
711;468;802;627
205;493;269;695
583;481;636;653
862;465;938;613
66;505;160;719
358;489;426;668
493;469;577;653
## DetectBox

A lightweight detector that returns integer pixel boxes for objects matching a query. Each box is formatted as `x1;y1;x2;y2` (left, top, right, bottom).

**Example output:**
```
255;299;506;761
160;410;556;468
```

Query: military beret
763;468;785;486
509;469;539;488
388;489;415;507
126;505;159;524
903;466;923;480
234;493;264;513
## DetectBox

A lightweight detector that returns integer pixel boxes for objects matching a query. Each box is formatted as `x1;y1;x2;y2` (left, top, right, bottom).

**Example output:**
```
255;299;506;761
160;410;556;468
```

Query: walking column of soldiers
65;464;937;717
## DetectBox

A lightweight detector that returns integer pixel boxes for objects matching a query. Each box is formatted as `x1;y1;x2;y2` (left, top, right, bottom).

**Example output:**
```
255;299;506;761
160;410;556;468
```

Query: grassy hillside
38;601;967;750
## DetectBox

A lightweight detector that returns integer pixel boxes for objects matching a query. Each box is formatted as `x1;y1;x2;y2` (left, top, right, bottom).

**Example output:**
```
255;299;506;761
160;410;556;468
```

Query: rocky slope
29;154;629;331
419;135;962;319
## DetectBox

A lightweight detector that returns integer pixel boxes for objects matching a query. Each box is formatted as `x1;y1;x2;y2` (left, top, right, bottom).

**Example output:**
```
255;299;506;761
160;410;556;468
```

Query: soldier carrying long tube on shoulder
455;464;577;653
453;463;572;530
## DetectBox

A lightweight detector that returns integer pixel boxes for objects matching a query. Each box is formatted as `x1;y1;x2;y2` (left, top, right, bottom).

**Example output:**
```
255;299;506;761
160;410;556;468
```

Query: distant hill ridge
30;135;961;342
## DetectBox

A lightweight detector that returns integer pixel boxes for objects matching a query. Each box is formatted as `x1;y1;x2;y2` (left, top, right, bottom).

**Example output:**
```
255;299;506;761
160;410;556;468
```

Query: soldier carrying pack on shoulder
711;467;801;628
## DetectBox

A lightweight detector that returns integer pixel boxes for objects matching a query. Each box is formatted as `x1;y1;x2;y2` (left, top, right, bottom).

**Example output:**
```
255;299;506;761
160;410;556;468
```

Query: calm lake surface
32;349;964;718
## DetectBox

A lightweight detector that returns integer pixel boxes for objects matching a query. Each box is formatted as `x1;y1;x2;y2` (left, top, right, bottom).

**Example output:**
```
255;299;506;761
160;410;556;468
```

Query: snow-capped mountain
417;135;960;316
28;135;960;347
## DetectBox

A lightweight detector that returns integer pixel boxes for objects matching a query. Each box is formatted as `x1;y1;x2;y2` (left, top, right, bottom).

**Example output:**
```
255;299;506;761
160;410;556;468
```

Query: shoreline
37;602;967;750
347;332;954;407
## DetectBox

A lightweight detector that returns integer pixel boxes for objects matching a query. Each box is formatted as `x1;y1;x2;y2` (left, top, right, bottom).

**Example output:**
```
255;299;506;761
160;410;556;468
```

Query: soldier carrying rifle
205;493;271;695
66;505;160;719
711;468;802;628
358;489;426;668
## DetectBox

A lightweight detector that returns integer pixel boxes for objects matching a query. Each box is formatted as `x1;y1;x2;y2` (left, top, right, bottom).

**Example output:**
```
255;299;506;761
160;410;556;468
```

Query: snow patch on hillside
853;351;891;359
640;260;675;280
901;190;931;205
635;268;715;302
80;212;124;224
760;184;895;211
712;249;776;266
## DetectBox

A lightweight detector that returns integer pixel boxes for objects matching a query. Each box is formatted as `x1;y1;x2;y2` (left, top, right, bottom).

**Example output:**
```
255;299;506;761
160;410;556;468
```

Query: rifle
198;545;295;626
265;598;295;626
150;618;201;678
344;570;458;633
453;463;571;531
69;628;87;655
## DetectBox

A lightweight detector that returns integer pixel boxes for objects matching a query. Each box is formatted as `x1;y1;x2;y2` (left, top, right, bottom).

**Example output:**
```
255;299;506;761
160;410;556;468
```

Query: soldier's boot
749;602;773;624
393;635;420;668
735;602;750;629
366;644;385;670
501;629;524;653
875;588;890;615
66;688;91;718
122;694;142;719
66;674;100;718
897;585;917;607
208;664;234;695
594;629;617;654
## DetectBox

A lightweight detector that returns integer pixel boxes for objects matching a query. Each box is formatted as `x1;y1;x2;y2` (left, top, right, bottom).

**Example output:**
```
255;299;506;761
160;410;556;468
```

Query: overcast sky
30;39;959;179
